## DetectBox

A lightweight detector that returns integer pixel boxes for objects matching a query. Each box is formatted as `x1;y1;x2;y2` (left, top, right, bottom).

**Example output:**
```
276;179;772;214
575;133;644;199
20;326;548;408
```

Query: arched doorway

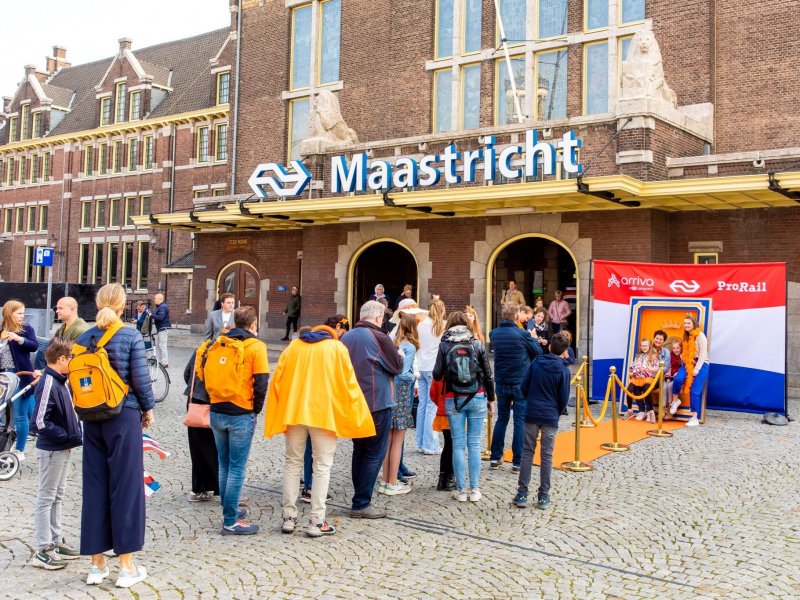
349;240;418;322
487;235;579;344
216;261;260;312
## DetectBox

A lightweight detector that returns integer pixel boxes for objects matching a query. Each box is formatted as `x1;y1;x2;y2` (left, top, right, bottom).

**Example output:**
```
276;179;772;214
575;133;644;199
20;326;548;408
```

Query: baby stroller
0;372;33;481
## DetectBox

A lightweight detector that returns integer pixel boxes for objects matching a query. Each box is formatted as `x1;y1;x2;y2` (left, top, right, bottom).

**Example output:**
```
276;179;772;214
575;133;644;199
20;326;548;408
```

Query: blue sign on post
33;247;54;267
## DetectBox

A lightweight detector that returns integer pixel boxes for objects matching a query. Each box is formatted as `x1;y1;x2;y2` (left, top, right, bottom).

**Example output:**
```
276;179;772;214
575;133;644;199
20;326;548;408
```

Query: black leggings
628;383;653;413
439;429;453;476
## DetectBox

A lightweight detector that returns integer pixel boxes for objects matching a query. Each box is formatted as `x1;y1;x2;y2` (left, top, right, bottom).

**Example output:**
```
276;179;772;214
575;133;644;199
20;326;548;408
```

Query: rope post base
561;460;594;472
602;366;630;452
562;375;594;472
648;363;673;438
600;441;630;452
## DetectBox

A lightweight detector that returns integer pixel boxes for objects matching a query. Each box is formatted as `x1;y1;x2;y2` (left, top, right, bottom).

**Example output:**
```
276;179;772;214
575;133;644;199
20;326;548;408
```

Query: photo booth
592;260;786;415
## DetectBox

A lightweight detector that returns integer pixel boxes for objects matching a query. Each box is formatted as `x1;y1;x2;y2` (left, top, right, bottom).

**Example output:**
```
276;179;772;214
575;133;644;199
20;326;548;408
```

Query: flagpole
493;0;525;124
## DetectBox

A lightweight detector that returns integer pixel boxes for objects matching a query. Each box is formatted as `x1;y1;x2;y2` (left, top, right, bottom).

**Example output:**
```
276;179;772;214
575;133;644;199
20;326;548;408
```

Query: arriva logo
608;274;621;288
717;280;767;293
608;273;655;291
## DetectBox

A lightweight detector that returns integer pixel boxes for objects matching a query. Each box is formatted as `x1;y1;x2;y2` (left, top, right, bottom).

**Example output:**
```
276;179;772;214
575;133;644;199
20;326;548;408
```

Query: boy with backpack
514;333;571;510
198;306;269;535
30;337;83;569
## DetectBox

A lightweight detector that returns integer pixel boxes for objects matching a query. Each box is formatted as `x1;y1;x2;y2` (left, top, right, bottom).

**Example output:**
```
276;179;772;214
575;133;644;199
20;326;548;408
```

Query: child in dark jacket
29;338;82;570
514;333;571;510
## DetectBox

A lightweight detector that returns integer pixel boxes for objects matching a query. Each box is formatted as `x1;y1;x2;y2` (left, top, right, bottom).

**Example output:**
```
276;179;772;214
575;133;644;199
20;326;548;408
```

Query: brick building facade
2;1;799;398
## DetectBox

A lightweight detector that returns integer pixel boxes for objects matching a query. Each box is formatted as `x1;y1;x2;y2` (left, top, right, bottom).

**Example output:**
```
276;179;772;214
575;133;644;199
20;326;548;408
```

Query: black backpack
444;340;481;411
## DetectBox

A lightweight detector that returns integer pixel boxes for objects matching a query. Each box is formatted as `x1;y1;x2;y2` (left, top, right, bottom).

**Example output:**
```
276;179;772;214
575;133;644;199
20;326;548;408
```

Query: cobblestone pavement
1;342;799;599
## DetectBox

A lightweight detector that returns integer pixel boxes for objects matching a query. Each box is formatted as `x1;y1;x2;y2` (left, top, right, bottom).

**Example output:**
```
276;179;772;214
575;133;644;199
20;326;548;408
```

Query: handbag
183;364;210;428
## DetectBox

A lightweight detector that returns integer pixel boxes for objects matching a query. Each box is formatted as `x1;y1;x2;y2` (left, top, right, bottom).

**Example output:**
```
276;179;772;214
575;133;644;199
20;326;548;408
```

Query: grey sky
1;0;230;100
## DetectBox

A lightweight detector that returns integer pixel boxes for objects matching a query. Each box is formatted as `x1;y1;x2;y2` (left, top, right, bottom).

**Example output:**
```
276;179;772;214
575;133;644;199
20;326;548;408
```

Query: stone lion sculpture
621;29;678;108
299;90;359;155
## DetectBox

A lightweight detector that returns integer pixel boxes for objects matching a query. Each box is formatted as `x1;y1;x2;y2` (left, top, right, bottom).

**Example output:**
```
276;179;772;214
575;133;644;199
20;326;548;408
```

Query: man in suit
205;293;236;341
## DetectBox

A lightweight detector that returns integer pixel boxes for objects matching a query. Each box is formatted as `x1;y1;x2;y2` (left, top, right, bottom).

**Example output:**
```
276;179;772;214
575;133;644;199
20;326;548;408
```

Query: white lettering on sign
717;280;767;293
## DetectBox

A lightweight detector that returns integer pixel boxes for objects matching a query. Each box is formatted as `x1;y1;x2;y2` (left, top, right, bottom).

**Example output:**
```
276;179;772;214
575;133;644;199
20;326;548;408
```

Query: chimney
25;64;37;77
46;46;71;74
118;37;132;52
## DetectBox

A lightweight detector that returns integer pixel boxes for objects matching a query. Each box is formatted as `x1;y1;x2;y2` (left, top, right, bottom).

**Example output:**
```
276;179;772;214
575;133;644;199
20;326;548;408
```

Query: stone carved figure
299;90;358;155
620;30;678;108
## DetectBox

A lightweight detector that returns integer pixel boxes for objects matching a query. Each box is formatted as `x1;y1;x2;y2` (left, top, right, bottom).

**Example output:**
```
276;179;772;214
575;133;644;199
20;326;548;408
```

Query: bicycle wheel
0;451;19;481
149;359;170;403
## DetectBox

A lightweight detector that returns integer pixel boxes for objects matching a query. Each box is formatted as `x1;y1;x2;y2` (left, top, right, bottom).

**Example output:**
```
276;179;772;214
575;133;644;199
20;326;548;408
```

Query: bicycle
144;335;170;403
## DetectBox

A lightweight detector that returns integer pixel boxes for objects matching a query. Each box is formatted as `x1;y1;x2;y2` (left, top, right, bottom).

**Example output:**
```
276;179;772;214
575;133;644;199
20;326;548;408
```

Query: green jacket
285;294;301;318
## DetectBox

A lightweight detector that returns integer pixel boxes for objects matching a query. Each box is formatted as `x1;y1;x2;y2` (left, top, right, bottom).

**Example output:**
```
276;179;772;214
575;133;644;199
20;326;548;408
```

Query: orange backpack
195;335;259;404
68;321;130;421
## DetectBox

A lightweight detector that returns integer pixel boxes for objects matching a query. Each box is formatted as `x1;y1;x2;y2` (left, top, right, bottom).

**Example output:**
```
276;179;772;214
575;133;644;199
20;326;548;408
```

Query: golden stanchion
481;410;493;460
578;356;595;428
647;363;673;438
561;375;594;472
600;366;630;452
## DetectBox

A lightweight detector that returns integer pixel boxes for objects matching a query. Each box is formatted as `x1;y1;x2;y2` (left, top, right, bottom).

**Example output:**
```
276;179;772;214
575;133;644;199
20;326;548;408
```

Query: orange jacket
264;326;375;439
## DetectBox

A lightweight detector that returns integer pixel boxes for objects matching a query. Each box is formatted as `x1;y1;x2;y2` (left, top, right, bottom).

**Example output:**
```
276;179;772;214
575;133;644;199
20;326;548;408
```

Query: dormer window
100;98;112;126
115;83;127;123
216;71;230;105
129;91;142;120
31;112;41;138
8;117;18;143
20;104;30;140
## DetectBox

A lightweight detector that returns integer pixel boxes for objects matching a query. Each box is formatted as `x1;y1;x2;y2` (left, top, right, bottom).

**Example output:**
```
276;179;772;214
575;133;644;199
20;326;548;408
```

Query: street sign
33;247;54;267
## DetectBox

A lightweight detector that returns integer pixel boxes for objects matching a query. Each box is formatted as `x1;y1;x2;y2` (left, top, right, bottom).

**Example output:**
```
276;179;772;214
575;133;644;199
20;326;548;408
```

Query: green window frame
115;83;127;123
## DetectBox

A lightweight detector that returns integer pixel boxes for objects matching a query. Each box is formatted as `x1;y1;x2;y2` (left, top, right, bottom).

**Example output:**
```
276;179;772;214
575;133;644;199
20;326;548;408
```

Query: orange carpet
502;418;686;470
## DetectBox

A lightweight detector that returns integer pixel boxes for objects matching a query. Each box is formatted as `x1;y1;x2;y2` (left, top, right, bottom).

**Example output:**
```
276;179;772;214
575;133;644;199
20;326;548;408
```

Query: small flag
144;470;161;498
142;433;170;459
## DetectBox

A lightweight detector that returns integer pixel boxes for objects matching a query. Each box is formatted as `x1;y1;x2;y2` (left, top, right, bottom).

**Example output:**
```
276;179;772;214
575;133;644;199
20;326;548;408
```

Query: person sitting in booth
623;338;659;423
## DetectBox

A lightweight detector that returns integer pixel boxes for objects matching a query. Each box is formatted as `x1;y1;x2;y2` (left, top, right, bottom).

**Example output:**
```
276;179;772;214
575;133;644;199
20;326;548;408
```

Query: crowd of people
0;279;710;589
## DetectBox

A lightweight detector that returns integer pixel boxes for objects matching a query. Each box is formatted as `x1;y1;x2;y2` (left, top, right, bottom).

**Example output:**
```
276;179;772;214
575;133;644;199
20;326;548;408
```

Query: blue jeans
14;390;35;452
351;407;391;510
210;412;256;527
415;371;440;453
446;393;487;491
490;385;525;466
672;363;709;415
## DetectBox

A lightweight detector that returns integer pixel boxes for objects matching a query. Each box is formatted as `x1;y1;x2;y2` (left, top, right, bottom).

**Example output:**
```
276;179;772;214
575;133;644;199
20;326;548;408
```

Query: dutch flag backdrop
591;261;786;415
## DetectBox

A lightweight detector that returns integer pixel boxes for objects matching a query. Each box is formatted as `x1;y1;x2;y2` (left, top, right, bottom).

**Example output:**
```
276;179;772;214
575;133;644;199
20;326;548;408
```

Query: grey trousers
154;329;169;366
517;423;557;498
35;448;72;551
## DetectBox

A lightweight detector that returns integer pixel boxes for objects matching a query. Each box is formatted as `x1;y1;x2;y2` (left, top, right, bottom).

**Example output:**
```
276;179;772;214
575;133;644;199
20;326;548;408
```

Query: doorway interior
491;236;577;343
350;241;417;321
217;261;260;312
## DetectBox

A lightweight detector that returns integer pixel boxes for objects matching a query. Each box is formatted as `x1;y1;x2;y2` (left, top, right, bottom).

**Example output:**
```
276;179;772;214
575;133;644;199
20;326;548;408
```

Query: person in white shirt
415;300;446;455
205;293;236;341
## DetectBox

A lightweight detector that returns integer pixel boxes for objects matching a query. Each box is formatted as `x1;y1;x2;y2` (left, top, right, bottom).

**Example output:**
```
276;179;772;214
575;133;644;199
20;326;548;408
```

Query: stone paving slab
1;346;798;599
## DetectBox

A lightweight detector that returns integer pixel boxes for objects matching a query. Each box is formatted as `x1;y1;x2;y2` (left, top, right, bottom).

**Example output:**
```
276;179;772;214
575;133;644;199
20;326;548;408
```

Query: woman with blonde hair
670;314;709;427
464;305;484;342
415;299;446;455
1;299;40;460
76;284;155;588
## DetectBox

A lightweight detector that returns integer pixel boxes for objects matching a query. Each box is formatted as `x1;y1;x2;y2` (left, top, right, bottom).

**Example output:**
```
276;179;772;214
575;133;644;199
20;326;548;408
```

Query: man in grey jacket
205;293;236;341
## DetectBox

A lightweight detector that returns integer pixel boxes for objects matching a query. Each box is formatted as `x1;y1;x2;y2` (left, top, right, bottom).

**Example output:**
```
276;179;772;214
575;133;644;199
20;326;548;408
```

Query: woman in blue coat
76;284;155;589
1;300;40;460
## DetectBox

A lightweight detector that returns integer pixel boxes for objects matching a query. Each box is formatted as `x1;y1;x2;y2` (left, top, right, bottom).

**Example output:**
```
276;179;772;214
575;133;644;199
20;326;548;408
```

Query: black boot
437;473;456;491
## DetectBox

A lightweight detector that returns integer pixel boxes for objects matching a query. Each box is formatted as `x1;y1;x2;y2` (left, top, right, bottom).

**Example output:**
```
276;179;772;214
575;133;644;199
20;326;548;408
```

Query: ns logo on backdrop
248;129;583;199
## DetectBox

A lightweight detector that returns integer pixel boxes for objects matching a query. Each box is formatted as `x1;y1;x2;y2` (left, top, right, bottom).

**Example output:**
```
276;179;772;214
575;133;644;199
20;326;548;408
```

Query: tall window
93;243;104;284
100;98;112;126
113;140;122;173
140;195;151;216
78;244;90;284
25;247;41;283
115;83;127;123
496;56;526;125
43;152;51;181
287;1;342;160
31;154;39;183
27;206;36;232
461;64;481;129
6;158;13;185
125;196;137;226
15;207;24;233
464;0;482;52
128;139;139;172
122;242;134;288
538;0;567;39
436;0;455;59
20;104;30;140
107;242;119;284
197;127;210;163
109;198;121;227
621;0;645;23
3;209;12;234
143;135;154;170
498;0;526;45
31;113;41;139
536;49;568;120
216;71;230;105
215;124;228;161
83;146;94;177
585;0;608;30
433;69;453;133
98;143;108;175
584;41;609;114
137;242;149;290
8;118;18;143
436;1;482;57
18;158;25;184
80;201;91;229
129;91;142;120
95;199;107;228
39;205;48;231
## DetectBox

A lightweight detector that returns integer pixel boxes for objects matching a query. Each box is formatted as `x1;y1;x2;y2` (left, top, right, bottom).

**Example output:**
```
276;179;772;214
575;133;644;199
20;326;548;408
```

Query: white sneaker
86;565;109;585
11;448;24;462
670;399;681;415
383;481;412;496
635;412;646;421
469;488;482;502
115;564;147;588
376;481;388;495
452;489;468;502
686;417;700;427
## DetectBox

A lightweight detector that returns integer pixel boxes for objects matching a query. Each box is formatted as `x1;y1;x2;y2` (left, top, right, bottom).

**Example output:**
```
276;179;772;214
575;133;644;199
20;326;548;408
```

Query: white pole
493;0;525;124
